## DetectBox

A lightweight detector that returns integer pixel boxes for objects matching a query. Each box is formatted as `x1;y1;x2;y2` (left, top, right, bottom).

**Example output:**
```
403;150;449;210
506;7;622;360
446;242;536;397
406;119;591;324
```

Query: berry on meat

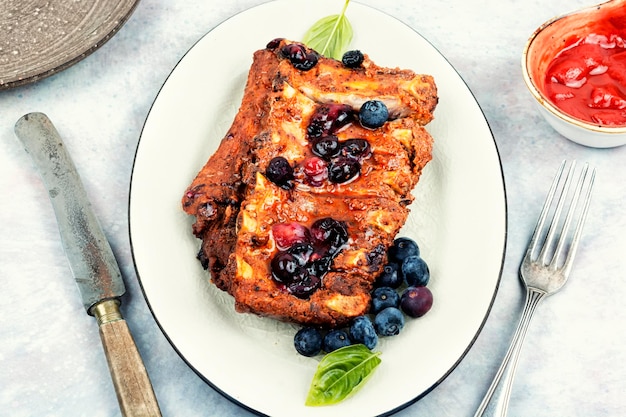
342;50;365;68
265;156;294;189
271;222;311;250
359;100;389;129
340;138;371;160
327;156;361;183
307;104;354;139
311;135;341;160
310;218;348;252
302;156;328;186
280;43;319;71
270;252;302;283
287;273;321;299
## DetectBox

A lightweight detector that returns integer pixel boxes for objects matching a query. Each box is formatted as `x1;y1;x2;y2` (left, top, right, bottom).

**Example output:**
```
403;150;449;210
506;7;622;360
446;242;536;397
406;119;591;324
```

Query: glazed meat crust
182;39;437;327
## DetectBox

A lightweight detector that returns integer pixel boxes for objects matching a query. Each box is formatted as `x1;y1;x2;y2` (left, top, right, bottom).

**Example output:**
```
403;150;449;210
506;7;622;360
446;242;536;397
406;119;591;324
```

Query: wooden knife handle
92;300;162;417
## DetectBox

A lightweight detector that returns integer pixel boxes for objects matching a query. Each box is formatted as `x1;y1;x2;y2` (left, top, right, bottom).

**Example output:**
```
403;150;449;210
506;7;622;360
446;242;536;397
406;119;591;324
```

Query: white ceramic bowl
521;0;626;148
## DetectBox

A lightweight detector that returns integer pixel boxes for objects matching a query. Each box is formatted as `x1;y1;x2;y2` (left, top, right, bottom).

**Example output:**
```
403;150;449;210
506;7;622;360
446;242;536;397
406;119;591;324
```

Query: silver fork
474;160;596;417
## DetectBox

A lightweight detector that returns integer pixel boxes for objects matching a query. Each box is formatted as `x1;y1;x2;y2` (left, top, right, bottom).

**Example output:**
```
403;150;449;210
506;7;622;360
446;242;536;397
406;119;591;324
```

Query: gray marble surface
1;0;625;416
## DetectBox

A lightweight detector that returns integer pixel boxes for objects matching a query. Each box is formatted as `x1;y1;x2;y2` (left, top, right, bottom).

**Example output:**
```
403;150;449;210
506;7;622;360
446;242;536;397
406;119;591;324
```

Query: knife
14;112;162;417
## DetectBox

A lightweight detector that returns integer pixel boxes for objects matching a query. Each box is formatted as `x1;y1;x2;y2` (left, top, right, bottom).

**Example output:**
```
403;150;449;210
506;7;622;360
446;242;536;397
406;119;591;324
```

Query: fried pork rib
182;39;437;327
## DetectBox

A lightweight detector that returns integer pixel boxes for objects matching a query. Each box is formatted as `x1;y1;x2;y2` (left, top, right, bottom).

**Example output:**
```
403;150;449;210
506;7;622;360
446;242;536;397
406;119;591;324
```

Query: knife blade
15;112;161;417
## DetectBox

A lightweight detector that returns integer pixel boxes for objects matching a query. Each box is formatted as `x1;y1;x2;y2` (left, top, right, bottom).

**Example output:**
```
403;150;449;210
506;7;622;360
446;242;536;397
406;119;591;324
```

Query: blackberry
327;156;360;183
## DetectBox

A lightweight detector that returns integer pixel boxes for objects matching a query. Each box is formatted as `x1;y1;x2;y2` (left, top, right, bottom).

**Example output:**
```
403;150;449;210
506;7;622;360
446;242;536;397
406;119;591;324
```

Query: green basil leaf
302;0;353;60
305;344;382;406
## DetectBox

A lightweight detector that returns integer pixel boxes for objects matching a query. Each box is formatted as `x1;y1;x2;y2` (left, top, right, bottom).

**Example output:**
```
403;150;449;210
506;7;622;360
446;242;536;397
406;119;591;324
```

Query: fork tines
527;160;595;272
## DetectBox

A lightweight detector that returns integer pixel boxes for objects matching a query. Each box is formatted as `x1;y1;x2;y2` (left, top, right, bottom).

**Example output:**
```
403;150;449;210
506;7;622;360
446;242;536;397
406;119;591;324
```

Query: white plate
130;1;507;416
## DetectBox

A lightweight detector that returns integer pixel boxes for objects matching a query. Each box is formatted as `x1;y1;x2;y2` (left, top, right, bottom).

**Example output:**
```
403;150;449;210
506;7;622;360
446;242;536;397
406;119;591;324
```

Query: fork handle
474;288;546;417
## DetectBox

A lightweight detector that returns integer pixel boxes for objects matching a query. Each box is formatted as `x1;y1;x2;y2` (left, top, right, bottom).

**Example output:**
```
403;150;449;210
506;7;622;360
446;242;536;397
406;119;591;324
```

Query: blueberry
327;156;360;183
311;135;341;160
401;255;430;287
307;104;354;138
287;273;321;299
342;50;364;68
325;104;354;133
340;138;371;160
266;38;284;50
265;156;294;189
287;243;314;266
374;307;405;336
296;52;319;71
349;316;378;350
310;218;348;252
388;237;420;264
280;43;319;71
375;263;402;288
323;329;352;352
281;43;305;58
371;286;400;314
294;327;323;356
270;252;301;283
359;100;389;129
400;286;434;318
307;255;332;277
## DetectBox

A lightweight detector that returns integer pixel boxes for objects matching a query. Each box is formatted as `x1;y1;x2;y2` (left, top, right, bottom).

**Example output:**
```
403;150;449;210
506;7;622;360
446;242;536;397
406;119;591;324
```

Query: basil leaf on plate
303;0;353;60
305;344;382;406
